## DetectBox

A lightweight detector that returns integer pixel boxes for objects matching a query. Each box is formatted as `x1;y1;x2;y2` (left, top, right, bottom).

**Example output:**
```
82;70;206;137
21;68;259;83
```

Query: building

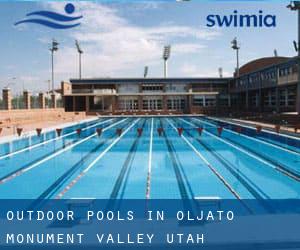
229;56;299;114
62;56;300;115
62;77;231;115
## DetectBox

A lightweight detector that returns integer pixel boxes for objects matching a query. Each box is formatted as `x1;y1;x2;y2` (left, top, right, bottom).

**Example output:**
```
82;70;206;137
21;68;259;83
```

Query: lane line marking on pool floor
56;118;140;199
146;118;154;199
180;118;281;171
0;118;114;161
0;118;129;185
192;117;300;157
166;119;241;199
181;118;300;181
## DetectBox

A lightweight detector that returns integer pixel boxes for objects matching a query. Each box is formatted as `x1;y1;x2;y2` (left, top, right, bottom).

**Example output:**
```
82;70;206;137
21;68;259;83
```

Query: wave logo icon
14;3;82;29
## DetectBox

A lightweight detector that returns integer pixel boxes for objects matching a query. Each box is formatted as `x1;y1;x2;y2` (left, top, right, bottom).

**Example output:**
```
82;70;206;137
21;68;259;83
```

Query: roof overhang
64;92;220;97
70;77;232;85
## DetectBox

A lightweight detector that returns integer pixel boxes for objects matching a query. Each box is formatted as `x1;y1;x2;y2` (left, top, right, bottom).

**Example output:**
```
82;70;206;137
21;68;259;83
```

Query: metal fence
0;96;64;110
0;98;3;110
11;96;24;109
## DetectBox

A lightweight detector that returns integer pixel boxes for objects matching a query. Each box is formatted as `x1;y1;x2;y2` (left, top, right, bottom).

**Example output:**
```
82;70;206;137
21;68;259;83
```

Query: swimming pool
0;116;299;199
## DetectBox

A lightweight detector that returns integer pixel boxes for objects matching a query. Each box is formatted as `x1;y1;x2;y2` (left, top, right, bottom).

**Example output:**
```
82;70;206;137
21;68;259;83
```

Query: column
227;82;232;108
138;83;143;112
246;90;249;110
188;85;193;113
188;95;193;113
162;83;167;112
111;96;116;113
297;83;300;114
2;88;12;110
275;87;279;113
85;96;90;113
39;93;46;109
228;94;231;107
23;90;31;109
138;96;143;112
246;76;249;110
258;73;262;112
162;96;167;112
72;96;76;111
258;88;262;112
51;94;57;109
285;87;288;107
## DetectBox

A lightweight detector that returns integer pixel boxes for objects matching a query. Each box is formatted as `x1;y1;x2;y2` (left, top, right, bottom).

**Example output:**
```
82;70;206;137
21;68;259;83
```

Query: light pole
75;40;83;79
163;45;171;78
144;66;148;78
50;39;59;94
231;38;240;77
287;1;300;114
45;80;51;95
4;77;17;89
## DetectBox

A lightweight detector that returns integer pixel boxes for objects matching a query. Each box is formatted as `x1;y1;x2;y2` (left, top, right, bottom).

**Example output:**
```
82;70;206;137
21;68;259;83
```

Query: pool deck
0;109;93;141
226;118;300;137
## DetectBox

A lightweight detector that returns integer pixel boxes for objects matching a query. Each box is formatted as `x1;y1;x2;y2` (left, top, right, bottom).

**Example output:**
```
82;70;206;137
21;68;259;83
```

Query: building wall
64;57;300;116
229;57;299;113
64;79;229;115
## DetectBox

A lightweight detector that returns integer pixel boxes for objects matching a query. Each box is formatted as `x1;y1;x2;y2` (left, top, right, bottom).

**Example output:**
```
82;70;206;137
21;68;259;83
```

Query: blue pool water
0;116;299;199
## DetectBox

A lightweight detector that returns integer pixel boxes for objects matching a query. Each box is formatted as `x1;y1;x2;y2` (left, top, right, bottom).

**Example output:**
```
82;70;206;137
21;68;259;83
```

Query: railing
72;89;93;94
94;89;116;94
72;89;116;94
0;99;4;110
278;73;298;85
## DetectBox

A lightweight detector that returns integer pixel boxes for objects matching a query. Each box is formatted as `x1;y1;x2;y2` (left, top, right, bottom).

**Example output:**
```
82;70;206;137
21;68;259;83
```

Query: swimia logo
15;3;82;29
206;10;276;28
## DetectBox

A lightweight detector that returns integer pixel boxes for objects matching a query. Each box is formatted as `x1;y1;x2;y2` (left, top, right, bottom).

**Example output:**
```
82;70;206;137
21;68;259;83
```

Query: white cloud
173;43;205;54
180;62;231;77
41;2;221;81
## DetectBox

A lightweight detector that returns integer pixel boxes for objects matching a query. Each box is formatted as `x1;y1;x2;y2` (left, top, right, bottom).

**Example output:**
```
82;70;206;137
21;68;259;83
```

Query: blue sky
0;0;298;94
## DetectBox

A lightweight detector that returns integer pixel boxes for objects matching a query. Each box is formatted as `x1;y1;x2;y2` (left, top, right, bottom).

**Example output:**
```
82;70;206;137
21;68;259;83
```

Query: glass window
167;98;185;110
205;96;216;107
193;97;204;106
118;99;138;111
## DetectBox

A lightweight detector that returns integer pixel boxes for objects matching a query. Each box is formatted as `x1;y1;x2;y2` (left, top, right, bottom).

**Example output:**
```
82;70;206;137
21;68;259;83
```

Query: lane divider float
36;128;42;137
0;118;114;161
96;128;102;137
116;128;122;137
275;125;280;134
256;125;262;133
0;118;129;185
56;119;140;199
137;128;143;137
76;128;82;136
56;173;85;199
197;127;203;136
191;117;300;157
166;118;241;200
157;127;163;136
146;118;154;199
235;126;242;134
17;128;23;137
217;126;223;137
56;128;62;137
177;127;183;136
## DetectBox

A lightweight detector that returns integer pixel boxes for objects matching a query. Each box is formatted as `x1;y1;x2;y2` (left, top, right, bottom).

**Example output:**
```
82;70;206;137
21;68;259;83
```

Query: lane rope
56;119;140;199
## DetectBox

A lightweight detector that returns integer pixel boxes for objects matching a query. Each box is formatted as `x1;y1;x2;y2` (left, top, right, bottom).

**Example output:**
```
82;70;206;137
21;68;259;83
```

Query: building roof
239;56;292;76
70;77;232;85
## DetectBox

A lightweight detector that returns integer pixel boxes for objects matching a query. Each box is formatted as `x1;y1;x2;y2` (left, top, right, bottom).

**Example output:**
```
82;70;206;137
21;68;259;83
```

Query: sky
0;0;298;95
